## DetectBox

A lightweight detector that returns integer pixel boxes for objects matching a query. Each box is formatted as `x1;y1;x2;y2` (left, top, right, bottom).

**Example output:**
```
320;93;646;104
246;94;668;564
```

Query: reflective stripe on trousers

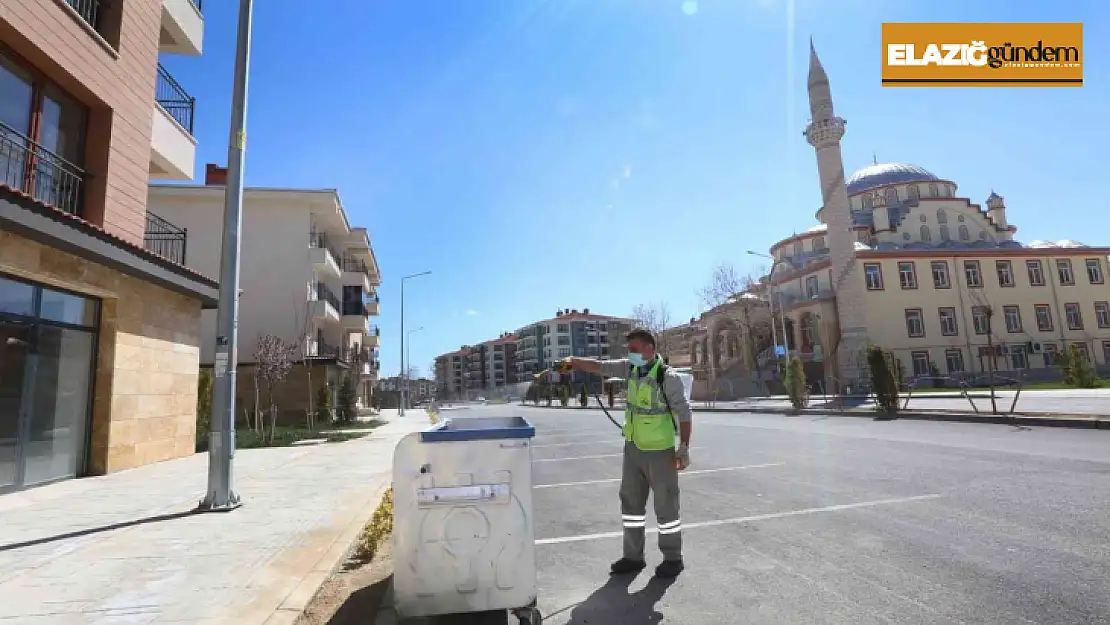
619;441;682;561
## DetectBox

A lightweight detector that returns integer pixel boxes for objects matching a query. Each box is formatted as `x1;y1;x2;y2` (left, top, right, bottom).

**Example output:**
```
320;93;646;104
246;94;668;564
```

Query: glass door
0;319;32;490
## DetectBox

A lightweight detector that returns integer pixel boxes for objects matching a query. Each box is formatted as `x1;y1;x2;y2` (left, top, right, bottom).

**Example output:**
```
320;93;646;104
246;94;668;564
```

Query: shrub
578;384;588;408
315;383;333;424
868;346;899;415
354;487;394;561
1062;344;1100;388
783;356;808;409
196;368;214;435
559;385;570;407
336;375;358;424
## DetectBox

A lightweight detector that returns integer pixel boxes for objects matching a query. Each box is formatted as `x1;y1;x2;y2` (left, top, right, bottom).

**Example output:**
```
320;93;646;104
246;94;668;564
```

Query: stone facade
0;228;203;474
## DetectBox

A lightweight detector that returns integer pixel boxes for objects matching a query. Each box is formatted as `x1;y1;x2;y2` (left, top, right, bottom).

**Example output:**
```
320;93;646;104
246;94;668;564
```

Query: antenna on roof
872;152;878;165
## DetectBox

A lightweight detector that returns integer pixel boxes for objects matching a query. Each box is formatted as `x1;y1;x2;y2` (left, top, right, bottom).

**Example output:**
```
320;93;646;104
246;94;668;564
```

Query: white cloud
623;165;633;178
465;309;479;316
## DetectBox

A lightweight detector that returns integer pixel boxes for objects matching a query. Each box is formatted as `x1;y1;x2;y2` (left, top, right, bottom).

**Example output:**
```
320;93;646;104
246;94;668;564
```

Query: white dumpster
392;416;543;624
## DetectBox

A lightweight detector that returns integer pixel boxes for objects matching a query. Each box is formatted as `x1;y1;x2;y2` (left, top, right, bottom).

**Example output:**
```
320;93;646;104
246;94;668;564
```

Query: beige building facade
147;166;382;422
1;0;215;491
761;43;1110;391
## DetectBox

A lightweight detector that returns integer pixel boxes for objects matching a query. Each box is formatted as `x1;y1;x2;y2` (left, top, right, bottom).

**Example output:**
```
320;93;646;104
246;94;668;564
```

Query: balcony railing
64;0;105;34
315;282;341;313
310;230;343;265
0;123;85;216
342;299;368;317
155;64;196;134
144;212;187;264
190;0;203;11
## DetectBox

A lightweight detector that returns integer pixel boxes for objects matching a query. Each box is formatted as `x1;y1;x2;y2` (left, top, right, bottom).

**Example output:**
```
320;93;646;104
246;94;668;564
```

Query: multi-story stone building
0;0;215;491
147;165;382;419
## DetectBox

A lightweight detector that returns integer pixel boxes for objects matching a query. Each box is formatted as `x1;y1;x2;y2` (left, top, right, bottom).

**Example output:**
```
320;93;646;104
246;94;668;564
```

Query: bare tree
696;263;774;374
255;334;297;441
631;302;673;357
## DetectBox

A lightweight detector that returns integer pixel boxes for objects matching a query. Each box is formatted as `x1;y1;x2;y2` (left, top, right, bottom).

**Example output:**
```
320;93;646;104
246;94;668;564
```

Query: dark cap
625;327;656;347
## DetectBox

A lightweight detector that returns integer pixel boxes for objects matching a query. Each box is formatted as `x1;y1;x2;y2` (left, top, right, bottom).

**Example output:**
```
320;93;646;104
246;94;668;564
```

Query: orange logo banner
881;23;1083;87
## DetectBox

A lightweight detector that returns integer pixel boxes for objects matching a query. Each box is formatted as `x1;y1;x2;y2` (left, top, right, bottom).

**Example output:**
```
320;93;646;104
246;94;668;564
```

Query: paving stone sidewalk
0;410;428;625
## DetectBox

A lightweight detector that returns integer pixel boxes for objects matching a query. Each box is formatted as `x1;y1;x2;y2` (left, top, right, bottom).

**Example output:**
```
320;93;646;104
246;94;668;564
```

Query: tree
196;368;214;437
696;263;775;374
559;384;570;407
867;345;899;417
1062;344;1099;388
316;383;334;424
578;383;588;408
255;334;297;441
783;356;808;409
337;375;358;424
631;302;673;358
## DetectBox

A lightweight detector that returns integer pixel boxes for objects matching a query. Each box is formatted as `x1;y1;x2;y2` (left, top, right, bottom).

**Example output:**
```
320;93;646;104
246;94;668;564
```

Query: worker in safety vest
557;328;692;578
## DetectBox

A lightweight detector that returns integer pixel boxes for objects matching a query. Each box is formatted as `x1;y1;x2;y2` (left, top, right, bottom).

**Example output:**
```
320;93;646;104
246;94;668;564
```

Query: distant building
376;376;434;408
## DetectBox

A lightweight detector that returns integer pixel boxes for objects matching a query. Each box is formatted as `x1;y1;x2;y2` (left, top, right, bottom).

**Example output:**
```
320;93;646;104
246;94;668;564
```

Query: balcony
365;294;380;316
144;212;187;264
364;326;380;348
341;298;371;333
310;231;342;278
150;65;197;181
311;282;341;322
341;257;377;294
160;0;204;56
0;123;85;216
306;339;349;362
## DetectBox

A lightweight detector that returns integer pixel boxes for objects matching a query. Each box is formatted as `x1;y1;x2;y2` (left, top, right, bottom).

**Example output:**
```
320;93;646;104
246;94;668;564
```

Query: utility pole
985;306;998;414
199;0;253;512
399;271;431;415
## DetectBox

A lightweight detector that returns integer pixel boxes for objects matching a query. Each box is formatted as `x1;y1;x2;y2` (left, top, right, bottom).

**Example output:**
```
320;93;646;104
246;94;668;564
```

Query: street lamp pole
200;0;253;512
746;251;788;362
399;271;431;415
406;326;424;405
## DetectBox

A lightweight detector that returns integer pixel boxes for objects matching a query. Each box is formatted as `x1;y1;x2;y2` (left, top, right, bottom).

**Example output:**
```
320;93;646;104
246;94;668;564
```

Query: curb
699;406;1106;429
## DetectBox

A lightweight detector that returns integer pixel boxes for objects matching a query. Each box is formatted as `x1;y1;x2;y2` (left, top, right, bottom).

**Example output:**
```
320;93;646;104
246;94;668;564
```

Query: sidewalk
0;410;428;625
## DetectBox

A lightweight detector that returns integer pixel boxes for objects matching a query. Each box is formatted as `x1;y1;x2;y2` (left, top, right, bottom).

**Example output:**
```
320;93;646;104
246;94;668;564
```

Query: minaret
803;40;869;390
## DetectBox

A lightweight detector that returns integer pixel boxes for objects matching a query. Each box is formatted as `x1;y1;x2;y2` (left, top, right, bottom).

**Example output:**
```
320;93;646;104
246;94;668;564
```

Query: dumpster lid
420;416;536;443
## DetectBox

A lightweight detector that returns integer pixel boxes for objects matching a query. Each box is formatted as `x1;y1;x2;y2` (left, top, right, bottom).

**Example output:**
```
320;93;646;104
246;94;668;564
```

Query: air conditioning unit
1029;341;1045;354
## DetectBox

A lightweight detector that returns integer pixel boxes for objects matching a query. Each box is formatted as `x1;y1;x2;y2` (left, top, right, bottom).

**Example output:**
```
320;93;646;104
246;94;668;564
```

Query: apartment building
375;376;434;407
434;350;466;399
0;0;214;491
147;165;382;421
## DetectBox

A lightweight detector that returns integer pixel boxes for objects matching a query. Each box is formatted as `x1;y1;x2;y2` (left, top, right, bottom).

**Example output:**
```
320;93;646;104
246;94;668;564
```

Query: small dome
846;163;940;196
806;223;828;233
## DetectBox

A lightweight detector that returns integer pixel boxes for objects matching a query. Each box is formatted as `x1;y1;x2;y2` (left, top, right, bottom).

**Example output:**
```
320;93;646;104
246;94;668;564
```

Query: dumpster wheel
511;606;542;625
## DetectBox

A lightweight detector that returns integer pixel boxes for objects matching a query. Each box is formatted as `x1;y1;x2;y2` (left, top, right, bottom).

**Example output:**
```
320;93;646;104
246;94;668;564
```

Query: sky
161;0;1110;379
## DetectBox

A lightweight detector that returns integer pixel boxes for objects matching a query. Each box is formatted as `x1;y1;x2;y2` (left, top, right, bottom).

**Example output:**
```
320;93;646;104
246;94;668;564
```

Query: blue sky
162;0;1109;378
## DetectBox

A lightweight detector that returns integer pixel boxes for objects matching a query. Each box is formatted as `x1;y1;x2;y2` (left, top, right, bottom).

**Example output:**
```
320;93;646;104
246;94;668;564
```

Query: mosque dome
846;163;940;196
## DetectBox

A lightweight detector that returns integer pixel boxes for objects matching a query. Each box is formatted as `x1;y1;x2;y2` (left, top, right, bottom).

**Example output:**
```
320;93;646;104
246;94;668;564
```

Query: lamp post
399;271;431;415
405;326;424;407
199;0;254;512
746;251;788;363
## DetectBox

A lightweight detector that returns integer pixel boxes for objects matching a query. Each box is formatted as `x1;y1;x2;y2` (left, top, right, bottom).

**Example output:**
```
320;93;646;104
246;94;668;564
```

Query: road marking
533;463;786;489
532;439;621;448
534;494;943;545
533;447;704;463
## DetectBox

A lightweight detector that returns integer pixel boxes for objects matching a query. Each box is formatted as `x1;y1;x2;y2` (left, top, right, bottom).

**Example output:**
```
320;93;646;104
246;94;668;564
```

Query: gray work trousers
620;441;682;562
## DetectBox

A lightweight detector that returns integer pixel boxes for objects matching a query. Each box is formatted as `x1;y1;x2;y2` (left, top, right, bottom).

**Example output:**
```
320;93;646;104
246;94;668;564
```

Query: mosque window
862;194;873;209
978;230;988;240
908;185;920;200
885;188;899;205
929;183;939;197
937;209;948;224
812;236;826;250
958;225;970;241
920;225;932;242
940;225;951;241
903;232;911;241
957;214;965;222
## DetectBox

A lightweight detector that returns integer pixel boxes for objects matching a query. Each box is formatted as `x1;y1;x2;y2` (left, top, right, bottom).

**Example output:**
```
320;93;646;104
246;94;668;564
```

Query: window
996;260;1015;287
1026;260;1045;286
911;351;930;377
1096;302;1110;328
931;261;950;288
940;225;951;241
1003;305;1022;333
862;194;873;209
898;262;917;289
905;308;925;338
558;347;570;358
1086;258;1104;284
1010;345;1028;370
794;241;803;256
972;306;990;335
908;185;920;200
806;275;819;298
937;209;948;224
929;183;939;197
938;307;958;336
812;236;826;250
557;336;570;346
945;349;965;373
885;188;899;205
920;225;932;242
964;260;982;287
920;214;927;223
1065;303;1083;330
958;225;970;241
599;322;607;331
1103;342;1110;368
1073;342;1091;363
1043;343;1059;366
1057;259;1074;285
1035;304;1054;332
864;263;883;290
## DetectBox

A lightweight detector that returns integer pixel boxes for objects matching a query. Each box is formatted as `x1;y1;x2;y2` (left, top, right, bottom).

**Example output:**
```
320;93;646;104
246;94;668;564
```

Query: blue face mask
628;352;648;367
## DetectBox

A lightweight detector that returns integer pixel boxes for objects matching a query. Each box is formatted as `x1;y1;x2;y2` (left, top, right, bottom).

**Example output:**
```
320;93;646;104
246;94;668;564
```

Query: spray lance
541;360;623;431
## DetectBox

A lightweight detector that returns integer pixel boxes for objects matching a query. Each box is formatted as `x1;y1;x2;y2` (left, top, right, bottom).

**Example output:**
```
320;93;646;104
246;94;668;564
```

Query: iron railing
64;0;105;34
155;64;196;134
342;256;374;276
189;0;203;12
342;299;368;317
315;282;341;314
310;230;343;266
144;212;187;264
0;123;86;216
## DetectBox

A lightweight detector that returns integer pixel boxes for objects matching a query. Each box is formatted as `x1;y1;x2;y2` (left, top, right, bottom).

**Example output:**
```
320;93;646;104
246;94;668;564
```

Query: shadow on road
327;574;391;625
0;509;199;552
560;574;675;624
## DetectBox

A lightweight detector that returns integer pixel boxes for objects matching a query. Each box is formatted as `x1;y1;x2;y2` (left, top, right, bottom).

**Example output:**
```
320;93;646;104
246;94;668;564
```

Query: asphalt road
441;403;1110;624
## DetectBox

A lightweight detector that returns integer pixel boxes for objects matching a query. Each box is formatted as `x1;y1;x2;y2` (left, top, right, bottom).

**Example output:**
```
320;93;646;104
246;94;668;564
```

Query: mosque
668;43;1110;395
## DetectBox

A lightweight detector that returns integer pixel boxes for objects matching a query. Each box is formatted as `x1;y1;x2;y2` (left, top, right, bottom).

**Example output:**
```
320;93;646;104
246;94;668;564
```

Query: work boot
654;559;685;578
610;558;646;575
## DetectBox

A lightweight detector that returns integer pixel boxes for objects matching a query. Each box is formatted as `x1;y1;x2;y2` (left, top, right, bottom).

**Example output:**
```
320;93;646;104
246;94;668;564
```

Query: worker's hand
675;443;690;471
